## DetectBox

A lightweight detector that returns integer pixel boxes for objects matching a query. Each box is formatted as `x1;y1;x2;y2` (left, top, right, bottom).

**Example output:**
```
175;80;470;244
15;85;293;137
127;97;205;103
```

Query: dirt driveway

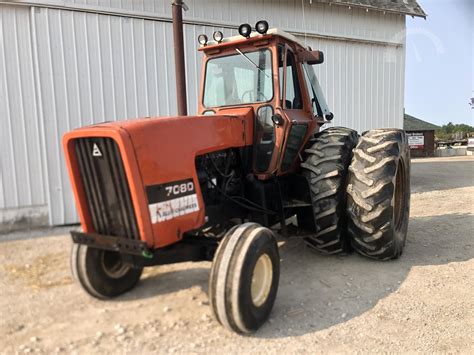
1;156;473;354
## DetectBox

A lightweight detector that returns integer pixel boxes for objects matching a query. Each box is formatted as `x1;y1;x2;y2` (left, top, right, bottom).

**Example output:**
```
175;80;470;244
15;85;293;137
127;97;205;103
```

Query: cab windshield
203;49;273;108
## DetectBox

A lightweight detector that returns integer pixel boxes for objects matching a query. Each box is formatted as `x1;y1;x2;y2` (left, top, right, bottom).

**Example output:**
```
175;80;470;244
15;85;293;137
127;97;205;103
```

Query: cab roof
199;28;307;52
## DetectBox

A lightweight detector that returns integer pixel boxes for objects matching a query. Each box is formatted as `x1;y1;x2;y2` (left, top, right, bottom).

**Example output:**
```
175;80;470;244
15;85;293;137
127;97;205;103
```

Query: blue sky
405;0;473;126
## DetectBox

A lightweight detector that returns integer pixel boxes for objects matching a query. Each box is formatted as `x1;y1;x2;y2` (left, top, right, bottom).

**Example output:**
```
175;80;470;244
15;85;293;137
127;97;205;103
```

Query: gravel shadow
253;212;474;338
109;212;474;339
118;266;210;301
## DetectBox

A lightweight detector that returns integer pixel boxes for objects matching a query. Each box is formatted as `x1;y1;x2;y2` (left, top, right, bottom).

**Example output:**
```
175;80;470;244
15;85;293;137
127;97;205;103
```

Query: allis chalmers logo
92;143;102;157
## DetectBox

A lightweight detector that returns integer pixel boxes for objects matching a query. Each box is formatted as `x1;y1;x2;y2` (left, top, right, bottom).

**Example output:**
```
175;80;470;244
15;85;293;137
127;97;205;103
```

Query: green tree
445;122;455;134
436;122;474;140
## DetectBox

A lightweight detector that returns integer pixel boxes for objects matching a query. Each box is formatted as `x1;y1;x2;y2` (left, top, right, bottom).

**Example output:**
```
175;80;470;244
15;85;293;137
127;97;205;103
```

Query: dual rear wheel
301;126;359;254
302;127;410;260
346;129;410;259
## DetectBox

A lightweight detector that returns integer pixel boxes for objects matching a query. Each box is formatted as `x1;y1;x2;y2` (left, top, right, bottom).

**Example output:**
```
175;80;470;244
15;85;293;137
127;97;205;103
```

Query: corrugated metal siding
31;7;229;224
0;5;46;211
19;0;406;44
309;37;405;131
0;0;406;225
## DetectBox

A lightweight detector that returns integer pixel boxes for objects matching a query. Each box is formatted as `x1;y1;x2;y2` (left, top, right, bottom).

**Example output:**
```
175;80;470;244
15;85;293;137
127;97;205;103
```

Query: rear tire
346;129;410;260
70;244;143;299
301;126;359;254
209;223;280;334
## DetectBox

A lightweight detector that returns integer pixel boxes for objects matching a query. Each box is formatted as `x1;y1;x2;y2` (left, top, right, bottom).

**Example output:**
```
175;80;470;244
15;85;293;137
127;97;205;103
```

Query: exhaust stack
172;0;188;116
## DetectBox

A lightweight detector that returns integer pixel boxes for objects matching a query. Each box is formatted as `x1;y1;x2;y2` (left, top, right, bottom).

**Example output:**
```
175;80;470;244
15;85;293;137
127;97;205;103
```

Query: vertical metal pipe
172;0;188;116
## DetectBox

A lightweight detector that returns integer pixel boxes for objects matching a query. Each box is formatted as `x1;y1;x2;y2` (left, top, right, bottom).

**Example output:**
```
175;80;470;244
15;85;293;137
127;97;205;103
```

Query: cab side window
285;51;303;110
278;46;284;107
303;65;323;117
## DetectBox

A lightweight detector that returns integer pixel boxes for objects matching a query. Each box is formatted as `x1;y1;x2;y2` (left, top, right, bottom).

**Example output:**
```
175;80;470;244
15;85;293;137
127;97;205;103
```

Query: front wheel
70;244;143;299
209;223;280;334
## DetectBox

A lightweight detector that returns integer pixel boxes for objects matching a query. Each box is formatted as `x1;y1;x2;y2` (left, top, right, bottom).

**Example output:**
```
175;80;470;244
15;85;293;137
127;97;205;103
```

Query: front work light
213;31;224;43
198;34;208;46
238;23;252;38
255;20;269;35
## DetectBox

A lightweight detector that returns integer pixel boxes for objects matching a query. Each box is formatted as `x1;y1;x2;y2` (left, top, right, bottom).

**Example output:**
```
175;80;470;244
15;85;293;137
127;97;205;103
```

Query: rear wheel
346;129;410;260
209;223;280;334
301;127;359;254
70;244;143;299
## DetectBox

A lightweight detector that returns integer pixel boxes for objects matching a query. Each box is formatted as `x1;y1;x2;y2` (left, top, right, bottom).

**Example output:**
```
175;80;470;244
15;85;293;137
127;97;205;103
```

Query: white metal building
0;0;425;231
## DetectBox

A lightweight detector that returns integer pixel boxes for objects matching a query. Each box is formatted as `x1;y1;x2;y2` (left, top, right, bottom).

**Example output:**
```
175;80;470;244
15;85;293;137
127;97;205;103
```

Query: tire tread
301;127;359;254
346;129;411;260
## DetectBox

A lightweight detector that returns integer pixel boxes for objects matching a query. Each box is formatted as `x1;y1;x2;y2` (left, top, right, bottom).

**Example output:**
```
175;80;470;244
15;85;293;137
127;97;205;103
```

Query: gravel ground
1;156;473;354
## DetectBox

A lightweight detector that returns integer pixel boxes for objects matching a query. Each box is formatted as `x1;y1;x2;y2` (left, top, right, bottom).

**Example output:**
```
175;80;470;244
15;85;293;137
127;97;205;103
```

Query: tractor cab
197;23;333;177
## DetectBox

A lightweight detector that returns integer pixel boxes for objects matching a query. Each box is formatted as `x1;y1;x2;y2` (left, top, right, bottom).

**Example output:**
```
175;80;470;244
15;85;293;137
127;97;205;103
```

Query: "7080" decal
165;181;195;197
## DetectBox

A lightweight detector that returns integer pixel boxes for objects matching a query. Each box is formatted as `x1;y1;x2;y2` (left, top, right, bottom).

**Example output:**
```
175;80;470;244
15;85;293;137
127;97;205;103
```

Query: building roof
404;114;440;131
316;0;427;18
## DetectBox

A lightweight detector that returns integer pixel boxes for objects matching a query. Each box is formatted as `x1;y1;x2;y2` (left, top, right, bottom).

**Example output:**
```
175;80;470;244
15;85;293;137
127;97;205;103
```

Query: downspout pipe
172;0;188;116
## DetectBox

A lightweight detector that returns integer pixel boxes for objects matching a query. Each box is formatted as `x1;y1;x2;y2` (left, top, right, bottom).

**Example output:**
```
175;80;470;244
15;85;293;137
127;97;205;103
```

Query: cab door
277;46;315;173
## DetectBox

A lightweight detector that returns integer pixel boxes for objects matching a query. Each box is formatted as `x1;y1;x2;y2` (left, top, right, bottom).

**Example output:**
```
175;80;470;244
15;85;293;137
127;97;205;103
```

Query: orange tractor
63;20;410;334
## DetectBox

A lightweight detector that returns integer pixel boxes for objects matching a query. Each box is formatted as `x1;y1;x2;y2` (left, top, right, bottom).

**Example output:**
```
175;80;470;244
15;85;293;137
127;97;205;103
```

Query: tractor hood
63;108;254;248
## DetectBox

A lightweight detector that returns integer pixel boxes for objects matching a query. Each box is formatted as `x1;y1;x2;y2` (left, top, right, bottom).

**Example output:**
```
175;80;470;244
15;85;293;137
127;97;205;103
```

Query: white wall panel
0;0;406;226
30;7;227;224
305;37;405;132
13;0;406;44
0;5;46;214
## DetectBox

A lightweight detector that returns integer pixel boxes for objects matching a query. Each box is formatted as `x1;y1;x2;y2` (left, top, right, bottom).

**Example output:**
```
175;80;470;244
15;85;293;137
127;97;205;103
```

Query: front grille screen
74;138;139;239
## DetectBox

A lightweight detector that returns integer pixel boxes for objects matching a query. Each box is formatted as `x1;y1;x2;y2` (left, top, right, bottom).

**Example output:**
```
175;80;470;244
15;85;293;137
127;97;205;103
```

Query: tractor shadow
255;212;474;339
119;265;210;301
117;212;473;339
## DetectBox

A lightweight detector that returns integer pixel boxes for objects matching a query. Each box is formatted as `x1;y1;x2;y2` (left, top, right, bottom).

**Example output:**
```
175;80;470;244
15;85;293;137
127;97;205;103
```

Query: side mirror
298;50;324;65
271;114;284;126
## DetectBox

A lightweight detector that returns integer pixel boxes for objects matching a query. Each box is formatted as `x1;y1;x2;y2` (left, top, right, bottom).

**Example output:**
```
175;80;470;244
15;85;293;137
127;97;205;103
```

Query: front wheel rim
100;250;130;279
251;253;273;307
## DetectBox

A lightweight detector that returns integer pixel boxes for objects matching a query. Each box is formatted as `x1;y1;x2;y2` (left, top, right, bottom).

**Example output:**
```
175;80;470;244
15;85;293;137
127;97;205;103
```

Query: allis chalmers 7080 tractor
63;21;410;334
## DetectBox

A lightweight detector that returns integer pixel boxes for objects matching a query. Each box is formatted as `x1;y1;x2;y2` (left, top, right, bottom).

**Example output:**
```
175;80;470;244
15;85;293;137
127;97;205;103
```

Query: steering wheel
241;90;254;103
241;90;268;103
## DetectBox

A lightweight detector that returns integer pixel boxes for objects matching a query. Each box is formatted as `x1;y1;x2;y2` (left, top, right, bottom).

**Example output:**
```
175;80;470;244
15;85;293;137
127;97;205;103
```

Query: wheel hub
394;159;407;231
251;253;273;307
100;250;130;279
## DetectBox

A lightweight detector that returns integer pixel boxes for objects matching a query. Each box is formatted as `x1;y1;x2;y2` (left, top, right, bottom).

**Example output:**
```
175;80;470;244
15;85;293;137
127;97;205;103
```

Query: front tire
346;129;410;260
209;223;280;334
70;244;143;299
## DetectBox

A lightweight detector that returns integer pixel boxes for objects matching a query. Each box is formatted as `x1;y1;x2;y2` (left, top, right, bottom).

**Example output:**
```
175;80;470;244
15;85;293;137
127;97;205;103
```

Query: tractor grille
74;137;139;240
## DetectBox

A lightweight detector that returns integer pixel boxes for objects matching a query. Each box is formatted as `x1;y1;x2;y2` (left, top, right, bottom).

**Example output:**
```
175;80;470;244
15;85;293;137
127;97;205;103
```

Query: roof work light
238;23;252;38
198;34;208;46
255;20;269;34
213;31;224;43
